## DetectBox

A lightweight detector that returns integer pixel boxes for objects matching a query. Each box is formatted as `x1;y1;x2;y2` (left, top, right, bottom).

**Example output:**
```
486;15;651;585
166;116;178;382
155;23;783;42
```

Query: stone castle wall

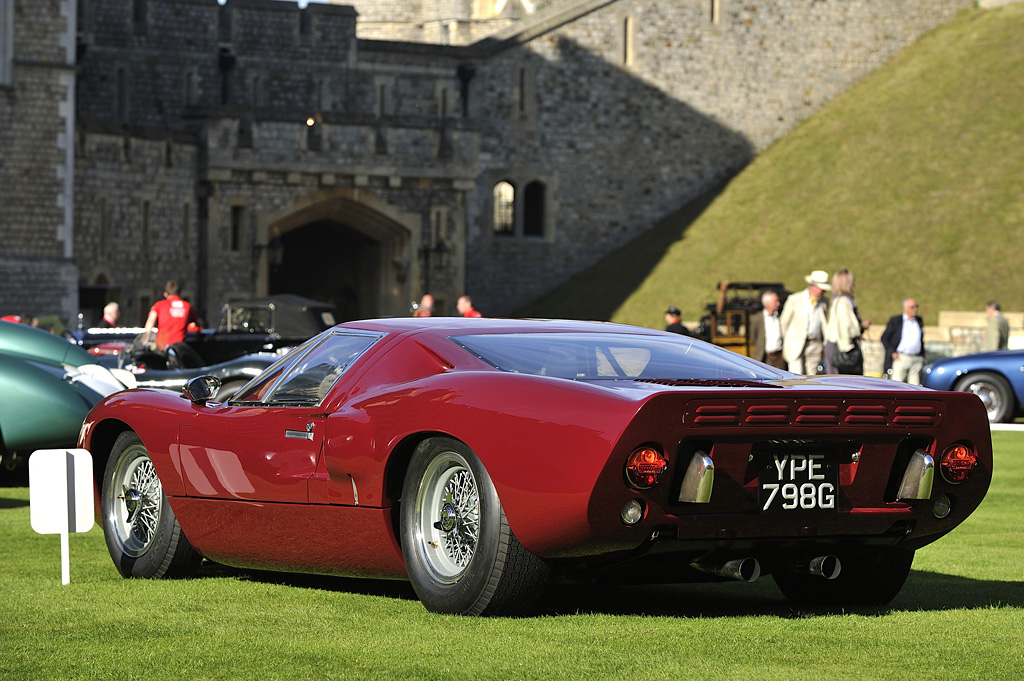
2;0;977;324
0;0;78;321
465;0;973;314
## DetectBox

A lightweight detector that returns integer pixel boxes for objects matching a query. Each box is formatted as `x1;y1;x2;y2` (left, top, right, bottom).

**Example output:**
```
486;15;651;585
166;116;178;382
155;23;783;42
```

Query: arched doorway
257;196;414;321
269;221;381;322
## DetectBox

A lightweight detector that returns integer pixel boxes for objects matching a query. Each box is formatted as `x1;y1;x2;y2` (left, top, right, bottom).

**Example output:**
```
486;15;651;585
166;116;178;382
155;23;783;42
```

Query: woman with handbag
824;269;870;374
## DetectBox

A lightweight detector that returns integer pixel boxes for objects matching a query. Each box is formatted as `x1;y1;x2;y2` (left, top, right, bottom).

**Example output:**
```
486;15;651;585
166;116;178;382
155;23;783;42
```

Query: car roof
336;317;667;339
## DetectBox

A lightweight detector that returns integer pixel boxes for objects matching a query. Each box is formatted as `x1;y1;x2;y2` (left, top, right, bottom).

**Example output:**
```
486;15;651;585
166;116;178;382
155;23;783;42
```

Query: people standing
457;295;482;318
749;290;785;369
100;302;120;327
413;294;434;317
823;269;868;375
881;298;925;384
780;269;831;375
664;306;691;336
983;301;1009;352
141;280;199;349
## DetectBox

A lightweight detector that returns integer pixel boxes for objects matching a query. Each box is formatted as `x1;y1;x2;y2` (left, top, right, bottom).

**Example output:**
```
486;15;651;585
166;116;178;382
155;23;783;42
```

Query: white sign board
29;449;95;584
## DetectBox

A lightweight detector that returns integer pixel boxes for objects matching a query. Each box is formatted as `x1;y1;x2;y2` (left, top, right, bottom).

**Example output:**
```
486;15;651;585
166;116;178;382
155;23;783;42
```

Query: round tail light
625;446;668;489
939;444;977;483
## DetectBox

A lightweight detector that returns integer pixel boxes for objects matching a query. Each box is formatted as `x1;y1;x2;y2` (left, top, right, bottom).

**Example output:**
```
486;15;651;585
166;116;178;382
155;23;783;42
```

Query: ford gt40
79;318;991;615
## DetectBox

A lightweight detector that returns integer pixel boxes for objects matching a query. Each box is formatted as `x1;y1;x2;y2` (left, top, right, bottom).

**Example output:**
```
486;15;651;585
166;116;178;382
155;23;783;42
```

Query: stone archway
256;196;414;321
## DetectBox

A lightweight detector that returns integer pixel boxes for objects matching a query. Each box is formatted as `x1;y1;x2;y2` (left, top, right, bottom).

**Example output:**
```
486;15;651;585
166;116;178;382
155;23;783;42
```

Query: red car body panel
81;318;992;581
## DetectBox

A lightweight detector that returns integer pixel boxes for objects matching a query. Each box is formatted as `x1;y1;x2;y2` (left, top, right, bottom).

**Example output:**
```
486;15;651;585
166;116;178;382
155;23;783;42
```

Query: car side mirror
183;375;222;404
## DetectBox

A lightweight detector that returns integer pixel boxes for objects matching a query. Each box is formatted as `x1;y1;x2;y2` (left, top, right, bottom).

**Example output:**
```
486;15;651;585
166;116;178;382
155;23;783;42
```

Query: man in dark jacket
664;306;691;336
881;298;925;384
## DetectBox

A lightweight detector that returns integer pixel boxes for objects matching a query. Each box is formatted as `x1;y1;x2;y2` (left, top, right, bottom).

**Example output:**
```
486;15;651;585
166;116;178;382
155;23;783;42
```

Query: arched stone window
493;181;515;236
523;181;545;237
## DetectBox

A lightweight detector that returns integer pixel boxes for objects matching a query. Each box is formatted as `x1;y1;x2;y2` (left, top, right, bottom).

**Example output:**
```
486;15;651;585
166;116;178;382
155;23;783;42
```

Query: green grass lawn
2;432;1023;680
517;4;1024;331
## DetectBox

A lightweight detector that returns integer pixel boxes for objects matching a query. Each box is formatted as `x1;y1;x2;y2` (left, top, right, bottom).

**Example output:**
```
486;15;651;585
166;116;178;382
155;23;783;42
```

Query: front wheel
101;431;201;578
773;549;915;610
400;437;549;616
954;371;1013;423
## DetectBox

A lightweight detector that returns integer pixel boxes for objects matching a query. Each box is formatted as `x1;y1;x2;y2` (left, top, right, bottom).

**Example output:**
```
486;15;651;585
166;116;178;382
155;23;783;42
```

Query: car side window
258;329;382;403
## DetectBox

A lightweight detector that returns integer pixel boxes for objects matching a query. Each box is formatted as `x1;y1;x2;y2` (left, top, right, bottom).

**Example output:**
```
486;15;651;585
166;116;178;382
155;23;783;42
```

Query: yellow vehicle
696;282;788;357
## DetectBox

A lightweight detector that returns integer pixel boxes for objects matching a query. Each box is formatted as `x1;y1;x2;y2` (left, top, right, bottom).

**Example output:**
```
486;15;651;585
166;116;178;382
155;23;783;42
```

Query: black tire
101;431;201;578
400;437;549;616
773;549;915;610
954;371;1013;423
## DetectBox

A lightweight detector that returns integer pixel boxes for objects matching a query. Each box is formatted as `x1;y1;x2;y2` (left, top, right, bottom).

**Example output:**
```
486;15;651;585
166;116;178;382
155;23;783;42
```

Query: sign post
29;449;95;584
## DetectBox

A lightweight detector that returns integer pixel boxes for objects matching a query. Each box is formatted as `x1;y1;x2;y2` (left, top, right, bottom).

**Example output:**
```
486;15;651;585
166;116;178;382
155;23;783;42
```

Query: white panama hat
804;270;832;290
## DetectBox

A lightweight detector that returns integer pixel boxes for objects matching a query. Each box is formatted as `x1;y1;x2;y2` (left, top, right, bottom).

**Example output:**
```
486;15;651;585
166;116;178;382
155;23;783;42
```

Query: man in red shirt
142;280;199;349
457;295;483;318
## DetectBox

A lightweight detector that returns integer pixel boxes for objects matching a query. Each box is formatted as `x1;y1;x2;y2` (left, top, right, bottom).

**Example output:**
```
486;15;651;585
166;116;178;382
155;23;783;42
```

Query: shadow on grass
194;561;1023;618
540;570;1024;618
0;496;29;509
199;561;419;602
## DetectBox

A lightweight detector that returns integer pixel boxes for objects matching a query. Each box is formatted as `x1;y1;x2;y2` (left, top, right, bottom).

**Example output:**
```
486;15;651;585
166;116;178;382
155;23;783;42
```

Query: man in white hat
780;270;831;375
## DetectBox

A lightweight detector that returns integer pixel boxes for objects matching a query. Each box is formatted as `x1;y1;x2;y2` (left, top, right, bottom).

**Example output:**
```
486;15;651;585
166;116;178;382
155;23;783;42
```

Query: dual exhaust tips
693;555;842;583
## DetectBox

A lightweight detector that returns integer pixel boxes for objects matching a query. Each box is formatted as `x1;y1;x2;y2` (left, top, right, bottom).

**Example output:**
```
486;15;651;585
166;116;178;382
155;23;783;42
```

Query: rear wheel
773;549;914;610
954;371;1013;423
101;431;201;578
400;437;549;615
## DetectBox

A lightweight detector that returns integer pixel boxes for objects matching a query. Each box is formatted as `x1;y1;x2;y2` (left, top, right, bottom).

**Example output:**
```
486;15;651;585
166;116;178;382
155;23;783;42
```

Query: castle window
133;0;147;34
493;181;515;236
141;200;151;257
711;0;721;24
218;4;232;43
185;71;196;106
116;68;128;120
518;67;526;116
622;16;634;66
230;205;246;252
300;8;312;40
182;202;191;253
0;0;13;87
524;181;546;237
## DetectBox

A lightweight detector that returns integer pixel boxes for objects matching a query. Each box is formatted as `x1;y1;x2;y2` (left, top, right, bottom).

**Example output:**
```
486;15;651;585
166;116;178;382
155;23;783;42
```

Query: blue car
922;349;1024;423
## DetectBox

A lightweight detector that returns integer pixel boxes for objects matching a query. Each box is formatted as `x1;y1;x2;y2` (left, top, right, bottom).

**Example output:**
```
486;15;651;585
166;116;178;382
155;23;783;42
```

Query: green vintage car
0;320;134;475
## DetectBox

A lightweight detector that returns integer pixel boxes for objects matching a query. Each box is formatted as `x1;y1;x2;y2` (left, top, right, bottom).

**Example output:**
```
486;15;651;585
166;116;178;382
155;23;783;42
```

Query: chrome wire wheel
967;380;1003;420
956;371;1012;423
108;447;163;557
414;451;481;582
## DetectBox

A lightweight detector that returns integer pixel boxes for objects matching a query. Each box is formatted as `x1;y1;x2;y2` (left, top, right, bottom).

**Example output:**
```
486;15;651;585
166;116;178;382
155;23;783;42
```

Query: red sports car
80;318;991;615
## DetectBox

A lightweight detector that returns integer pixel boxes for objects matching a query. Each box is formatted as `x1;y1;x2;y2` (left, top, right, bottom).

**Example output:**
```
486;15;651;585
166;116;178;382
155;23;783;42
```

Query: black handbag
833;343;863;374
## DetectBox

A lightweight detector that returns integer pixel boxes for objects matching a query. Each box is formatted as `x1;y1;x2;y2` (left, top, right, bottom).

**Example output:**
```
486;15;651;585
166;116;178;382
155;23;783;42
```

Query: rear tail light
939;444;977;483
625;446;668;489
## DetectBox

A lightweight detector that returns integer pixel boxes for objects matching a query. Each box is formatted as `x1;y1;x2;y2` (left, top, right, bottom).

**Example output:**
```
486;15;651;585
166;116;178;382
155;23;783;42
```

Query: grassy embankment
518;5;1024;333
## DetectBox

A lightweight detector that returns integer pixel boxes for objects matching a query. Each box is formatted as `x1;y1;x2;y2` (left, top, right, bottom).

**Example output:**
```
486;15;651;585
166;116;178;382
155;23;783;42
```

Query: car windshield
451;332;787;381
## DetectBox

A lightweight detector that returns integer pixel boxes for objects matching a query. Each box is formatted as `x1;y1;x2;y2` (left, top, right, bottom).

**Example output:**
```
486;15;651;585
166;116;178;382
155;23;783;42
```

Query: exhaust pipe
691;557;761;583
808;555;842;580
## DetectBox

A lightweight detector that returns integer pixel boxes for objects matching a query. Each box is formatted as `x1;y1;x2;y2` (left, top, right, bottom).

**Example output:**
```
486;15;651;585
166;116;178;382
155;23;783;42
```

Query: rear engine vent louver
693;404;739;425
893;405;936;426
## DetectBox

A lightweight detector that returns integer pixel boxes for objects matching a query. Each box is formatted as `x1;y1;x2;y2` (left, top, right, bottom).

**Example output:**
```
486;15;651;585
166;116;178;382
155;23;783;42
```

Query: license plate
758;453;838;512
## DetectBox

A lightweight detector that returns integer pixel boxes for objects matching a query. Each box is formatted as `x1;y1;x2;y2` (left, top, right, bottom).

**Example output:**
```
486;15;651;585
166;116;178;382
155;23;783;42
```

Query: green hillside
517;4;1024;333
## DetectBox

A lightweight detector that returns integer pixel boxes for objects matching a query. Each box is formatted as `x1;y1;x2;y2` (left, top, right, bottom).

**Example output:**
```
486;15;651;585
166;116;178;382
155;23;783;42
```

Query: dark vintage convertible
71;294;337;366
80;318;991;615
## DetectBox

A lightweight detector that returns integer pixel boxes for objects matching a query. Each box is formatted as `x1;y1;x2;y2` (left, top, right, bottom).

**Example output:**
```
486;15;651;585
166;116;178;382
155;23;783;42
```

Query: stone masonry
2;0;976;326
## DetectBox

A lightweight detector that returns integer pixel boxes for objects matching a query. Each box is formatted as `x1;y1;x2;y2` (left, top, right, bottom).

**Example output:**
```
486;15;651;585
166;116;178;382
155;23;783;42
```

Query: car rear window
450;332;786;381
